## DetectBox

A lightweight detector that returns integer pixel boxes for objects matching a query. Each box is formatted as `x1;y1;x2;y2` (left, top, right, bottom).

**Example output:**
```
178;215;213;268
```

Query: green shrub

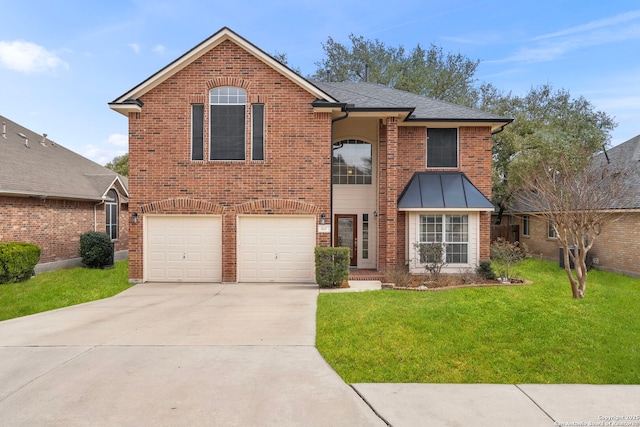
79;231;114;268
0;242;41;284
490;238;528;280
476;260;497;281
315;247;350;288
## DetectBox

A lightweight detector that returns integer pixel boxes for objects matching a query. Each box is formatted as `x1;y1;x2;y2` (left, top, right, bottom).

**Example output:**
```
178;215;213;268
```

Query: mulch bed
383;274;531;291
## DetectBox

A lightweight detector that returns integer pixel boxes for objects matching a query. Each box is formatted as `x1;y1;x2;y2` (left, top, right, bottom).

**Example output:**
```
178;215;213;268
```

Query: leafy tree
105;153;129;176
312;34;480;107
271;51;301;75
483;85;616;223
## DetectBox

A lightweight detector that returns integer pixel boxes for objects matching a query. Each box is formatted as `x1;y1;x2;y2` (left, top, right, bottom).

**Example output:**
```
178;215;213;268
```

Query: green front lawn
0;261;132;321
317;259;640;384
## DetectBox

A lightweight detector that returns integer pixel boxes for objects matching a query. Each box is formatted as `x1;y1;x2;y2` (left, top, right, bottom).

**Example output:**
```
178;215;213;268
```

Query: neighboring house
109;27;510;284
511;134;640;277
0;115;129;272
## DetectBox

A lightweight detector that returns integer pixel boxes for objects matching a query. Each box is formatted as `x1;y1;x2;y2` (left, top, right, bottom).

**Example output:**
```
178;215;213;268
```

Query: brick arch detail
234;199;320;215
139;198;225;215
206;77;251;90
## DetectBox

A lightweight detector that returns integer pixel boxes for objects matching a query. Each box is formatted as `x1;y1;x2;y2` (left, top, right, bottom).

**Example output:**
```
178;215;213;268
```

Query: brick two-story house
109;27;510;283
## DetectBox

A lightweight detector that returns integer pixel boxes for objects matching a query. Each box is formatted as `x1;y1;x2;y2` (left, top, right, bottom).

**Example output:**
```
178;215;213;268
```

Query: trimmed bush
0;242;41;284
79;231;114;268
476;260;497;281
315;247;350;288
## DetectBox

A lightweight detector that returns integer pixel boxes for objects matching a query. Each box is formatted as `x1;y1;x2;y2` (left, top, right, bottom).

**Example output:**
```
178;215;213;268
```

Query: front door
335;214;357;266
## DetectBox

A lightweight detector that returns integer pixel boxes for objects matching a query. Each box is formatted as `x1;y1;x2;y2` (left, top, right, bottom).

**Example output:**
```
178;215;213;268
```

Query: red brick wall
521;213;640;278
0;195;128;264
127;40;331;282
389;125;494;265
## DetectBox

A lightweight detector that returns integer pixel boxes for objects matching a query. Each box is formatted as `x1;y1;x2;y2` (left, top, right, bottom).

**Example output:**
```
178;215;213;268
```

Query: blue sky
1;0;639;165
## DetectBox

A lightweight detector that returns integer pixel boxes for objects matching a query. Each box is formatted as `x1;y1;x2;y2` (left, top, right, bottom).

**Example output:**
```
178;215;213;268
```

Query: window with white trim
106;189;118;240
547;221;557;239
210;87;246;160
332;139;372;184
522;215;530;237
419;214;468;263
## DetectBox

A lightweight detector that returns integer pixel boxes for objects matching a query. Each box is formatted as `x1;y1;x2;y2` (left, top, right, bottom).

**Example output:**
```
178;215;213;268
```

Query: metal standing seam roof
398;172;495;210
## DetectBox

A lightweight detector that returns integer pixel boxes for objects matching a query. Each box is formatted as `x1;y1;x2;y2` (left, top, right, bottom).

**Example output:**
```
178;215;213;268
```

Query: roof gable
109;27;336;115
0;115;127;201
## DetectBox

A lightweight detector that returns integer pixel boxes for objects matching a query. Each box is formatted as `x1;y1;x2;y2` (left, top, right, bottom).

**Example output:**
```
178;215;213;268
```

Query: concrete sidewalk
1;282;638;426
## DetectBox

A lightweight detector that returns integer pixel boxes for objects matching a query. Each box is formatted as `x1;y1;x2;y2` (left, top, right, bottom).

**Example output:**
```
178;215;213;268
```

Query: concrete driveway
0;283;385;426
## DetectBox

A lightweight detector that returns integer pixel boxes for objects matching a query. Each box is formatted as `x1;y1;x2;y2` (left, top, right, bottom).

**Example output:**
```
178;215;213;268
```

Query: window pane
191;104;204;160
210;105;245;160
332;140;372;185
427;128;458;168
252;104;264;161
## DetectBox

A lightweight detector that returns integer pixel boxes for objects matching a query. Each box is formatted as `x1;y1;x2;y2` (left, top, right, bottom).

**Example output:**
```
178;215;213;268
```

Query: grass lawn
317;258;640;384
0;261;132;321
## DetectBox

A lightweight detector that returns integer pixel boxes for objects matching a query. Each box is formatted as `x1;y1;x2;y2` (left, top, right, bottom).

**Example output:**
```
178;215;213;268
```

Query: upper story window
210;87;246;161
332;139;372;184
105;189;118;240
427;128;458;168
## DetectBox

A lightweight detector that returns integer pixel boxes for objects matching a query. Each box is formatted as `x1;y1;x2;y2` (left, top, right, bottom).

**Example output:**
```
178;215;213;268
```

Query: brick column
379;117;398;270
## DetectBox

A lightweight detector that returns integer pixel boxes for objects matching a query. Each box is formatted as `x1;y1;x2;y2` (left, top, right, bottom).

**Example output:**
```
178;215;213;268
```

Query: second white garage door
237;216;316;283
145;215;222;282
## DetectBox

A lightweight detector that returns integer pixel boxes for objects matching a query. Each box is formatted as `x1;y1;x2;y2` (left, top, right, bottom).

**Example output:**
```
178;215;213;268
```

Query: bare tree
515;151;631;298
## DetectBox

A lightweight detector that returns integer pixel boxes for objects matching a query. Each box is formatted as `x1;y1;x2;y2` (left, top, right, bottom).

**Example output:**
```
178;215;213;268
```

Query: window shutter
191;104;204;161
252;104;264;161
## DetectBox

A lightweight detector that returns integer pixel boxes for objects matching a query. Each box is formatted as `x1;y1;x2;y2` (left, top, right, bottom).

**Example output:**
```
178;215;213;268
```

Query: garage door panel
146;216;222;282
238;216;315;283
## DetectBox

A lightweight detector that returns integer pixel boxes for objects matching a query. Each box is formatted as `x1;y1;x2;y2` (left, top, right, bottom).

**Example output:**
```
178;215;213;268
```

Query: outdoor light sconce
320;213;326;224
132;212;138;224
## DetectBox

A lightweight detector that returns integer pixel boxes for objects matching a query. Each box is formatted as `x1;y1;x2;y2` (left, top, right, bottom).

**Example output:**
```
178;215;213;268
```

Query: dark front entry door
335;214;357;266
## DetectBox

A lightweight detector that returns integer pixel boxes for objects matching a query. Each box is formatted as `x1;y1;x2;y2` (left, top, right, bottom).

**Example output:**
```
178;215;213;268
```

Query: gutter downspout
330;109;349;246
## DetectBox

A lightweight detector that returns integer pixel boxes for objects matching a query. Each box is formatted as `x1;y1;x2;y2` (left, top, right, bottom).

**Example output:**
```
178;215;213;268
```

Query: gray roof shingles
0;115;127;201
592;134;640;209
313;81;510;122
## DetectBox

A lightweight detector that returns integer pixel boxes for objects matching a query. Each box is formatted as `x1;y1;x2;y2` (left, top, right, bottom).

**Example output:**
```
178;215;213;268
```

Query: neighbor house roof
0;115;128;202
511;134;640;213
592;134;640;209
313;81;512;131
398;172;494;211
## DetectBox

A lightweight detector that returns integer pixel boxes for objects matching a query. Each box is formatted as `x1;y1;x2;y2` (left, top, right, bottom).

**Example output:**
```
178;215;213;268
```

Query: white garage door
238;216;316;283
145;215;222;282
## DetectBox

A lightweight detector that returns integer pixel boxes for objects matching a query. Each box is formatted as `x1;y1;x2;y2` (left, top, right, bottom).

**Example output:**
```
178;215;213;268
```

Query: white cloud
83;144;127;166
152;44;166;55
533;9;640;41
0;40;69;73
107;133;128;147
493;10;640;64
128;43;141;54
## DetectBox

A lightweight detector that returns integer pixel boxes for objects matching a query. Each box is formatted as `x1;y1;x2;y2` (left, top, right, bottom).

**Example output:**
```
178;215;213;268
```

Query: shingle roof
313;81;511;123
0;115;128;201
398;172;494;210
593;134;640;209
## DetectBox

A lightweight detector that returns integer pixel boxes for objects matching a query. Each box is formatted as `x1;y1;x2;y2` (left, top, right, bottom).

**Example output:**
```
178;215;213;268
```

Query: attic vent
18;132;29;148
